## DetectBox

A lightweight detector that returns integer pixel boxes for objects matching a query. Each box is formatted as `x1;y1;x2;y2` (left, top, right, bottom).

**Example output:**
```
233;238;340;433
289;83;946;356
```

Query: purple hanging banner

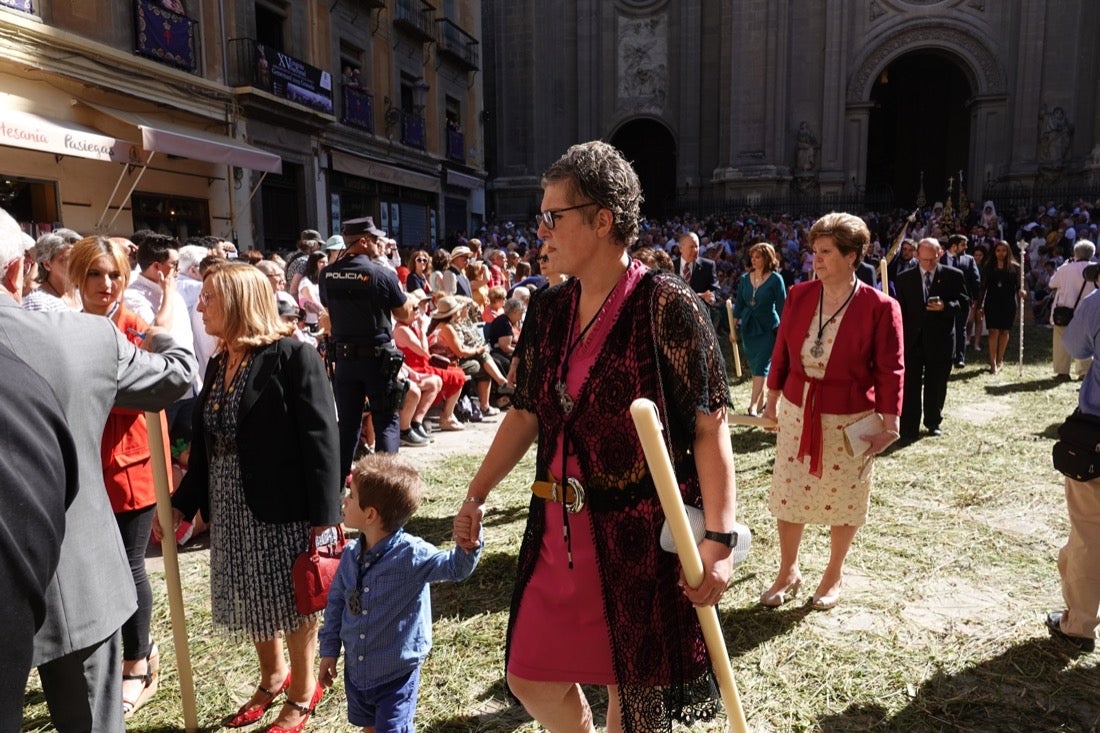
0;0;34;13
134;0;197;73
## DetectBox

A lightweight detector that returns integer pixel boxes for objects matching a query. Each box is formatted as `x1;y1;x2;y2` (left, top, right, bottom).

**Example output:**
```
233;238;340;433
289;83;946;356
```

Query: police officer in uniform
320;216;412;472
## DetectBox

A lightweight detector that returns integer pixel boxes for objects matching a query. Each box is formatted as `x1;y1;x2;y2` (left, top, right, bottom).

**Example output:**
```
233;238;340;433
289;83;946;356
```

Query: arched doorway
866;51;972;209
609;119;676;219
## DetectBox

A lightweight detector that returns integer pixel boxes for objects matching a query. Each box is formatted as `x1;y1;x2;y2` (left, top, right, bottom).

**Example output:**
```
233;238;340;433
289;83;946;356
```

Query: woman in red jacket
69;236;169;717
761;213;904;611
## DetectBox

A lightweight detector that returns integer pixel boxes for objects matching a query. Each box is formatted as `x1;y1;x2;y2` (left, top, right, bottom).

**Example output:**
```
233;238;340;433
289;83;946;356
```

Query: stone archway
609;118;676;218
847;22;1007;207
866;50;973;206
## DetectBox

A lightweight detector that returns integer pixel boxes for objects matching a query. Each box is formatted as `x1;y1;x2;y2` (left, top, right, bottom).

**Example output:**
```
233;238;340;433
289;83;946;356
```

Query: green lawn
22;324;1100;732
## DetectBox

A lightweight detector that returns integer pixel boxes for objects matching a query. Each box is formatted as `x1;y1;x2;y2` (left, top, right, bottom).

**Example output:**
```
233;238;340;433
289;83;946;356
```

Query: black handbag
1052;280;1088;327
1053;410;1100;481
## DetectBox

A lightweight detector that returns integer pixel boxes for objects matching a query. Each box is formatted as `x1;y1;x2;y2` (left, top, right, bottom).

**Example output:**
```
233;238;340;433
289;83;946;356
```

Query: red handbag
291;526;346;615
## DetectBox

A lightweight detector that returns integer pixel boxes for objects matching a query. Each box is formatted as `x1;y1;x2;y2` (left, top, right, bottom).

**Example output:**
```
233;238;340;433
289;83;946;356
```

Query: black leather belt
331;342;380;360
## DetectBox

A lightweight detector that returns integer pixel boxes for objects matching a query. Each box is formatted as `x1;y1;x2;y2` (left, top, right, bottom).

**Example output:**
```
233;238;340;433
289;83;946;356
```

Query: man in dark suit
895;237;969;442
856;260;877;287
672;231;719;305
0;343;77;730
887;238;918;287
0;207;196;731
942;233;981;367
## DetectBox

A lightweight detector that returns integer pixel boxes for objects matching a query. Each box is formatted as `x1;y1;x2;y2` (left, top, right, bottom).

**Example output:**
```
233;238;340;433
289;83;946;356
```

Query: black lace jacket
508;268;731;731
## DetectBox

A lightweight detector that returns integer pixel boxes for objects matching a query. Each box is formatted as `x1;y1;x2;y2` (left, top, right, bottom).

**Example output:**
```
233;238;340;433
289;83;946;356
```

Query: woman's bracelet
463;496;486;505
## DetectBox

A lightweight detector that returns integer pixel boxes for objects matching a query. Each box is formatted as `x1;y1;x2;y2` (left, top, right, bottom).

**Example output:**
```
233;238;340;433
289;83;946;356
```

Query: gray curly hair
541;140;643;246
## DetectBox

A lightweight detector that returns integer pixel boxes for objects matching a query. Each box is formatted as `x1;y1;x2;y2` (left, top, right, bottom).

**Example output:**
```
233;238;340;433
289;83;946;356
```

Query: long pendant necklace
750;271;766;306
810;279;858;359
555;279;622;415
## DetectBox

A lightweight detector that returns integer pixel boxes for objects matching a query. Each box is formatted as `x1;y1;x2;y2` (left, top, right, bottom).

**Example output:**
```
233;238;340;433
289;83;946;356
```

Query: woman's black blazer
174;337;342;526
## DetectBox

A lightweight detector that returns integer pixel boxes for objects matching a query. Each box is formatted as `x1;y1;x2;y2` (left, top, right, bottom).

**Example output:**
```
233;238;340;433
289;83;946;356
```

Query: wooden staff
629;399;749;733
727;413;778;429
1018;240;1027;376
880;208;920;295
146;411;198;732
724;299;743;379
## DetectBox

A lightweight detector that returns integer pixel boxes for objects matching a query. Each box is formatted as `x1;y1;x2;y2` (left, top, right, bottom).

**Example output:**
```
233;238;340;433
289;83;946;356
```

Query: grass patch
22;325;1100;732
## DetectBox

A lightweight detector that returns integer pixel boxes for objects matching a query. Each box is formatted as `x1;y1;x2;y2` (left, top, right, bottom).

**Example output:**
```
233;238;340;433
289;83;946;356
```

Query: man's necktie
924;271;932;301
682;262;691;280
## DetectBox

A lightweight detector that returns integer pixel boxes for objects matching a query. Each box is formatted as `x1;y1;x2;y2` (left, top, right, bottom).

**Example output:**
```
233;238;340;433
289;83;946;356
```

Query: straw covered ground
22;323;1100;732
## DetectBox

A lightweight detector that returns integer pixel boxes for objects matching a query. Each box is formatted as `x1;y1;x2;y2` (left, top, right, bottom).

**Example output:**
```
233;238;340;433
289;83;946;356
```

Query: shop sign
0;108;137;163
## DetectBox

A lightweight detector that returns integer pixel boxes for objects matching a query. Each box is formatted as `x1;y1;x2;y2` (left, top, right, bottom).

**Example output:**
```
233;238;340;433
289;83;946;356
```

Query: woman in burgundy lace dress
453;142;739;733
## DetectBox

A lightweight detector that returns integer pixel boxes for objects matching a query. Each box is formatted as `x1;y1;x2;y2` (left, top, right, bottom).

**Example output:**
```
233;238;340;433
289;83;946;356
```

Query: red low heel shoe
225;672;292;728
266;682;323;733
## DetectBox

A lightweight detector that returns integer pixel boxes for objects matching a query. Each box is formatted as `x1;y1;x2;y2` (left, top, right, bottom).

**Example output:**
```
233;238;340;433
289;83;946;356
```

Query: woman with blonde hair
162;262;342;732
733;241;787;415
68;236;168;717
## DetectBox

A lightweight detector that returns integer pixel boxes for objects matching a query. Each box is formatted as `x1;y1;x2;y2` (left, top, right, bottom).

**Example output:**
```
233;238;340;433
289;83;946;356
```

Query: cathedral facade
482;0;1100;220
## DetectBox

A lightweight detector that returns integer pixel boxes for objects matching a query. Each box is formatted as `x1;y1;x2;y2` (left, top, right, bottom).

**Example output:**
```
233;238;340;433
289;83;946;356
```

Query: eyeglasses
537;255;549;264
198;291;214;305
536;202;599;230
415;257;429;263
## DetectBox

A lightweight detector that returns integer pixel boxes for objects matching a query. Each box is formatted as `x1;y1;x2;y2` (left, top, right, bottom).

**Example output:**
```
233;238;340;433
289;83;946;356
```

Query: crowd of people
8;149;1100;731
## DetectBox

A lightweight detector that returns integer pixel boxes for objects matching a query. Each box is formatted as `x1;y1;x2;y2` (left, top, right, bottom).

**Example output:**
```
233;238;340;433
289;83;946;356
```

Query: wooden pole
145;411;198;732
725;299;743;380
1018;240;1026;377
629;399;749;733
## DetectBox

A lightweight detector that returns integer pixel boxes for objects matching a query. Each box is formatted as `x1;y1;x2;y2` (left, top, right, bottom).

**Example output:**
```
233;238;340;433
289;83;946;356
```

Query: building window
0;176;60;237
255;1;286;52
131;192;210;241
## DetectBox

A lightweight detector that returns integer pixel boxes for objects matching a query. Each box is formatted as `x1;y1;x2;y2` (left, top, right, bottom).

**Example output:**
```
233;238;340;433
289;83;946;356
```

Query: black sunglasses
536;202;599;230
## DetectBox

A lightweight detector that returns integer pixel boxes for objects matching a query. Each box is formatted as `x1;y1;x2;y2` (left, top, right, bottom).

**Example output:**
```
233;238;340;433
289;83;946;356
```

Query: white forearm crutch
629;399;749;733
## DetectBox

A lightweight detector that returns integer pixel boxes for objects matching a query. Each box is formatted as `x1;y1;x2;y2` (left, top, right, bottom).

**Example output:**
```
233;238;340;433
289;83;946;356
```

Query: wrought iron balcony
446;127;464;162
226;38;334;116
133;0;198;73
435;17;479;71
394;0;436;43
342;84;374;133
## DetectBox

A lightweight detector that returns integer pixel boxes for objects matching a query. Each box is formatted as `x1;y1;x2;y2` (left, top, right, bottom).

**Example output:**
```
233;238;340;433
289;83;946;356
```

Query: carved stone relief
617;15;668;112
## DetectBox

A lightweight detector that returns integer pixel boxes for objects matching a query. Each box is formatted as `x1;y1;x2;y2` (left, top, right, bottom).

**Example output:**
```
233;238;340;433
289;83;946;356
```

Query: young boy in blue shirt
319;453;482;732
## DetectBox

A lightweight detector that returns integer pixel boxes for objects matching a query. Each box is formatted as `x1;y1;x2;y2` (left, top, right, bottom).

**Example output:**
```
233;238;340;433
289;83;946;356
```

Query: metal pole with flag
629;398;749;733
145;411;198;732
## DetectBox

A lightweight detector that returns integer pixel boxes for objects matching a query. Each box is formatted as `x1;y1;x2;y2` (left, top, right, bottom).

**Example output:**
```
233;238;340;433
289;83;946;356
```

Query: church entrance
609;119;676;219
866;50;972;210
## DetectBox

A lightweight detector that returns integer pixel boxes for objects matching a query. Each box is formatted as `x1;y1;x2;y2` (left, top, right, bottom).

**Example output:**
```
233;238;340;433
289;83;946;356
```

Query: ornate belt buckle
563;477;585;514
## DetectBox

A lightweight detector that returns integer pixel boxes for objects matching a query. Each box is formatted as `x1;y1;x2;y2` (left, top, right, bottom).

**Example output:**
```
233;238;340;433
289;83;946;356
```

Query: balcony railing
342;84;374;133
394;0;436;43
401;112;426;149
446;127;464;162
227;38;334;115
133;0;198;73
435;17;479;71
0;0;33;13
